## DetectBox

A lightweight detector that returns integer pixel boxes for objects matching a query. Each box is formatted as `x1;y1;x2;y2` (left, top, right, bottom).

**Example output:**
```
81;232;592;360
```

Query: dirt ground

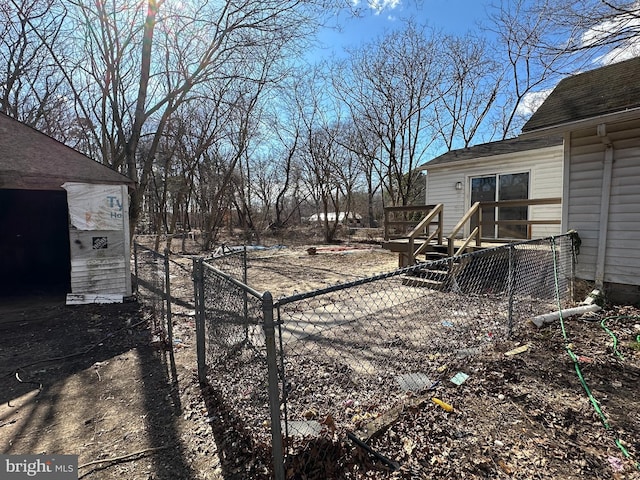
1;235;640;479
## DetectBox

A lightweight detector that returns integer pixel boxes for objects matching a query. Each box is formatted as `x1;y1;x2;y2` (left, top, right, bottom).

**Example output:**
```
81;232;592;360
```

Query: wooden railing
448;197;562;256
406;204;443;265
383;204;444;266
448;202;482;257
384;204;440;240
383;198;562;262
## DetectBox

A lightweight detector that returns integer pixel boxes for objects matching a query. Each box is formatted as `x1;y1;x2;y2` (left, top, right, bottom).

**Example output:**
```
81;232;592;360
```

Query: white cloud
581;1;640;65
368;0;401;15
596;39;640;65
517;89;554;117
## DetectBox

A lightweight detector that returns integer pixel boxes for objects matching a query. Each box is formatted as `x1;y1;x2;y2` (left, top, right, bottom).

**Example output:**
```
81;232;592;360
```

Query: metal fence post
243;245;249;342
193;258;207;383
164;249;173;346
133;242;139;295
262;291;285;480
507;244;515;339
569;236;576;303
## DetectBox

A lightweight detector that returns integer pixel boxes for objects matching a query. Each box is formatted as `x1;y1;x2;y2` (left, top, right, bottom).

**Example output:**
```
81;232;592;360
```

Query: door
471;176;497;238
498;172;529;239
470;172;530;239
0;189;71;295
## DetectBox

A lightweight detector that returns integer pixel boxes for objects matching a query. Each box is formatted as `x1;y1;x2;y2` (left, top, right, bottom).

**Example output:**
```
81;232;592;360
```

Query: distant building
307;212;362;225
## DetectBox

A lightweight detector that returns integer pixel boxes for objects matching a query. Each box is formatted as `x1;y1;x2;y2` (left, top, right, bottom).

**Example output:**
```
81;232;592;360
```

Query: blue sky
315;0;494;57
317;0;640;63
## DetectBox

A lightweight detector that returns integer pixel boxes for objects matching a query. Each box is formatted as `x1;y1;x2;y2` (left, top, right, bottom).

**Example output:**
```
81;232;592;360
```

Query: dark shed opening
0;189;71;295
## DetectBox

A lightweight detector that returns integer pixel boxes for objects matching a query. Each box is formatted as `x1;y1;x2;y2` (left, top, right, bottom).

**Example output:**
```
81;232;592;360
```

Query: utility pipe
531;304;602;328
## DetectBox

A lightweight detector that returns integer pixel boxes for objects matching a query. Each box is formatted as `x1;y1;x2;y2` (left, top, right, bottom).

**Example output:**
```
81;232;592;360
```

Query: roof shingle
0;112;133;190
522;56;640;132
420;136;562;169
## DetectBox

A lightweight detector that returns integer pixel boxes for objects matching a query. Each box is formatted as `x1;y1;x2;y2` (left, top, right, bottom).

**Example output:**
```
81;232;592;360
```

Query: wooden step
401;275;443;289
424;252;448;261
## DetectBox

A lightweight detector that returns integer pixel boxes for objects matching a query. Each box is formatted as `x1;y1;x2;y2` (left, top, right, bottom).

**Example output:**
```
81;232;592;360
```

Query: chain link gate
133;242;173;346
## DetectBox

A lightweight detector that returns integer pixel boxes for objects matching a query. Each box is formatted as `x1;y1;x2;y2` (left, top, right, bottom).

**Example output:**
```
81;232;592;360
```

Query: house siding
567;119;640;286
425;145;563;238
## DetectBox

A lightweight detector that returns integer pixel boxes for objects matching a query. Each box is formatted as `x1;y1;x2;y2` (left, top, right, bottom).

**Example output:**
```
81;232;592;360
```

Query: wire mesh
194;234;577;479
274;235;575;473
205;245;247;280
201;264;266;358
133;242;168;341
197;253;276;472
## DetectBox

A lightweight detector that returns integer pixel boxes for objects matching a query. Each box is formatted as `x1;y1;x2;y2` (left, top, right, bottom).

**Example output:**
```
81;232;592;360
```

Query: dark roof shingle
420;136;563;169
0;112;133;190
522;56;640;132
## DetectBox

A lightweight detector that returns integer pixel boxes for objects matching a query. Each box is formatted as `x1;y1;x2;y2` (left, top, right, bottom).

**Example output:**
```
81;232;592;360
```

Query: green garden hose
600;315;640;359
551;238;640;471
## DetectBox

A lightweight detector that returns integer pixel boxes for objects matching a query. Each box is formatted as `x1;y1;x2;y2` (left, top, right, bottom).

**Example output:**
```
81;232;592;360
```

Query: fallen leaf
498;459;513;474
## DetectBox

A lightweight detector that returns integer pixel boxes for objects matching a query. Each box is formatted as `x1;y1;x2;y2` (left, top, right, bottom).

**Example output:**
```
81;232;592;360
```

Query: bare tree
294;66;363;242
487;0;576;137
27;0;341;238
0;0;70;131
335;121;382;227
262;80;314;231
530;0;640;63
435;33;503;148
340;22;443;207
271;124;304;230
301;126;341;243
195;76;271;250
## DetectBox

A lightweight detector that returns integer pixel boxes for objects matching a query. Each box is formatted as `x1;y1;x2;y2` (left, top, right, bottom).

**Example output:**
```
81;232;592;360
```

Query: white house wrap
62;182;132;304
63;182;127;231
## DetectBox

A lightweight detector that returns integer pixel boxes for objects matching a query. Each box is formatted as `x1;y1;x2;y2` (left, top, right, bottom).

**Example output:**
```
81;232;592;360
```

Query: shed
0;112;135;303
418;136;564;239
522;56;640;302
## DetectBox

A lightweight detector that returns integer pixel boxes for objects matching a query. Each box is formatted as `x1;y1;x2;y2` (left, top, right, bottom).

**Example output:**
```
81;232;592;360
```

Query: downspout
594;124;614;289
561;133;571;233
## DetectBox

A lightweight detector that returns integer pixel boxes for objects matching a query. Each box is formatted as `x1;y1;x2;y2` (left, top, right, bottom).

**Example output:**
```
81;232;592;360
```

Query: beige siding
425;145;563;237
606;130;640;285
566;128;603;282
568;119;640;286
425;169;467;234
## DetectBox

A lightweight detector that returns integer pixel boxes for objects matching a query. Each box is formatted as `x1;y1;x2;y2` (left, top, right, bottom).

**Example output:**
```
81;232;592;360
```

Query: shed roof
418;136;563;170
522;56;640;133
0;112;134;191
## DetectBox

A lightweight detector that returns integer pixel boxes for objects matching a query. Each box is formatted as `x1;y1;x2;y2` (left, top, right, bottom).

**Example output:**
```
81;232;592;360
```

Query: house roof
0;112;134;191
522;56;640;133
418;136;563;170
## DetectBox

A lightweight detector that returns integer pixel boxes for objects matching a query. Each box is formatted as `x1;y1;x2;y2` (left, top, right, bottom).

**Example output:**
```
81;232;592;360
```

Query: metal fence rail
194;234;577;479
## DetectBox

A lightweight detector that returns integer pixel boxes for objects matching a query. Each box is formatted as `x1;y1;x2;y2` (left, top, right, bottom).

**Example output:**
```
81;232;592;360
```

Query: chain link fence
193;251;284;479
133;242;176;347
194;234;577;479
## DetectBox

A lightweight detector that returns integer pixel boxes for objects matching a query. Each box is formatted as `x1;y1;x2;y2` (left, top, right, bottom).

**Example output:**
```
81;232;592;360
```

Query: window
470;172;530;239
